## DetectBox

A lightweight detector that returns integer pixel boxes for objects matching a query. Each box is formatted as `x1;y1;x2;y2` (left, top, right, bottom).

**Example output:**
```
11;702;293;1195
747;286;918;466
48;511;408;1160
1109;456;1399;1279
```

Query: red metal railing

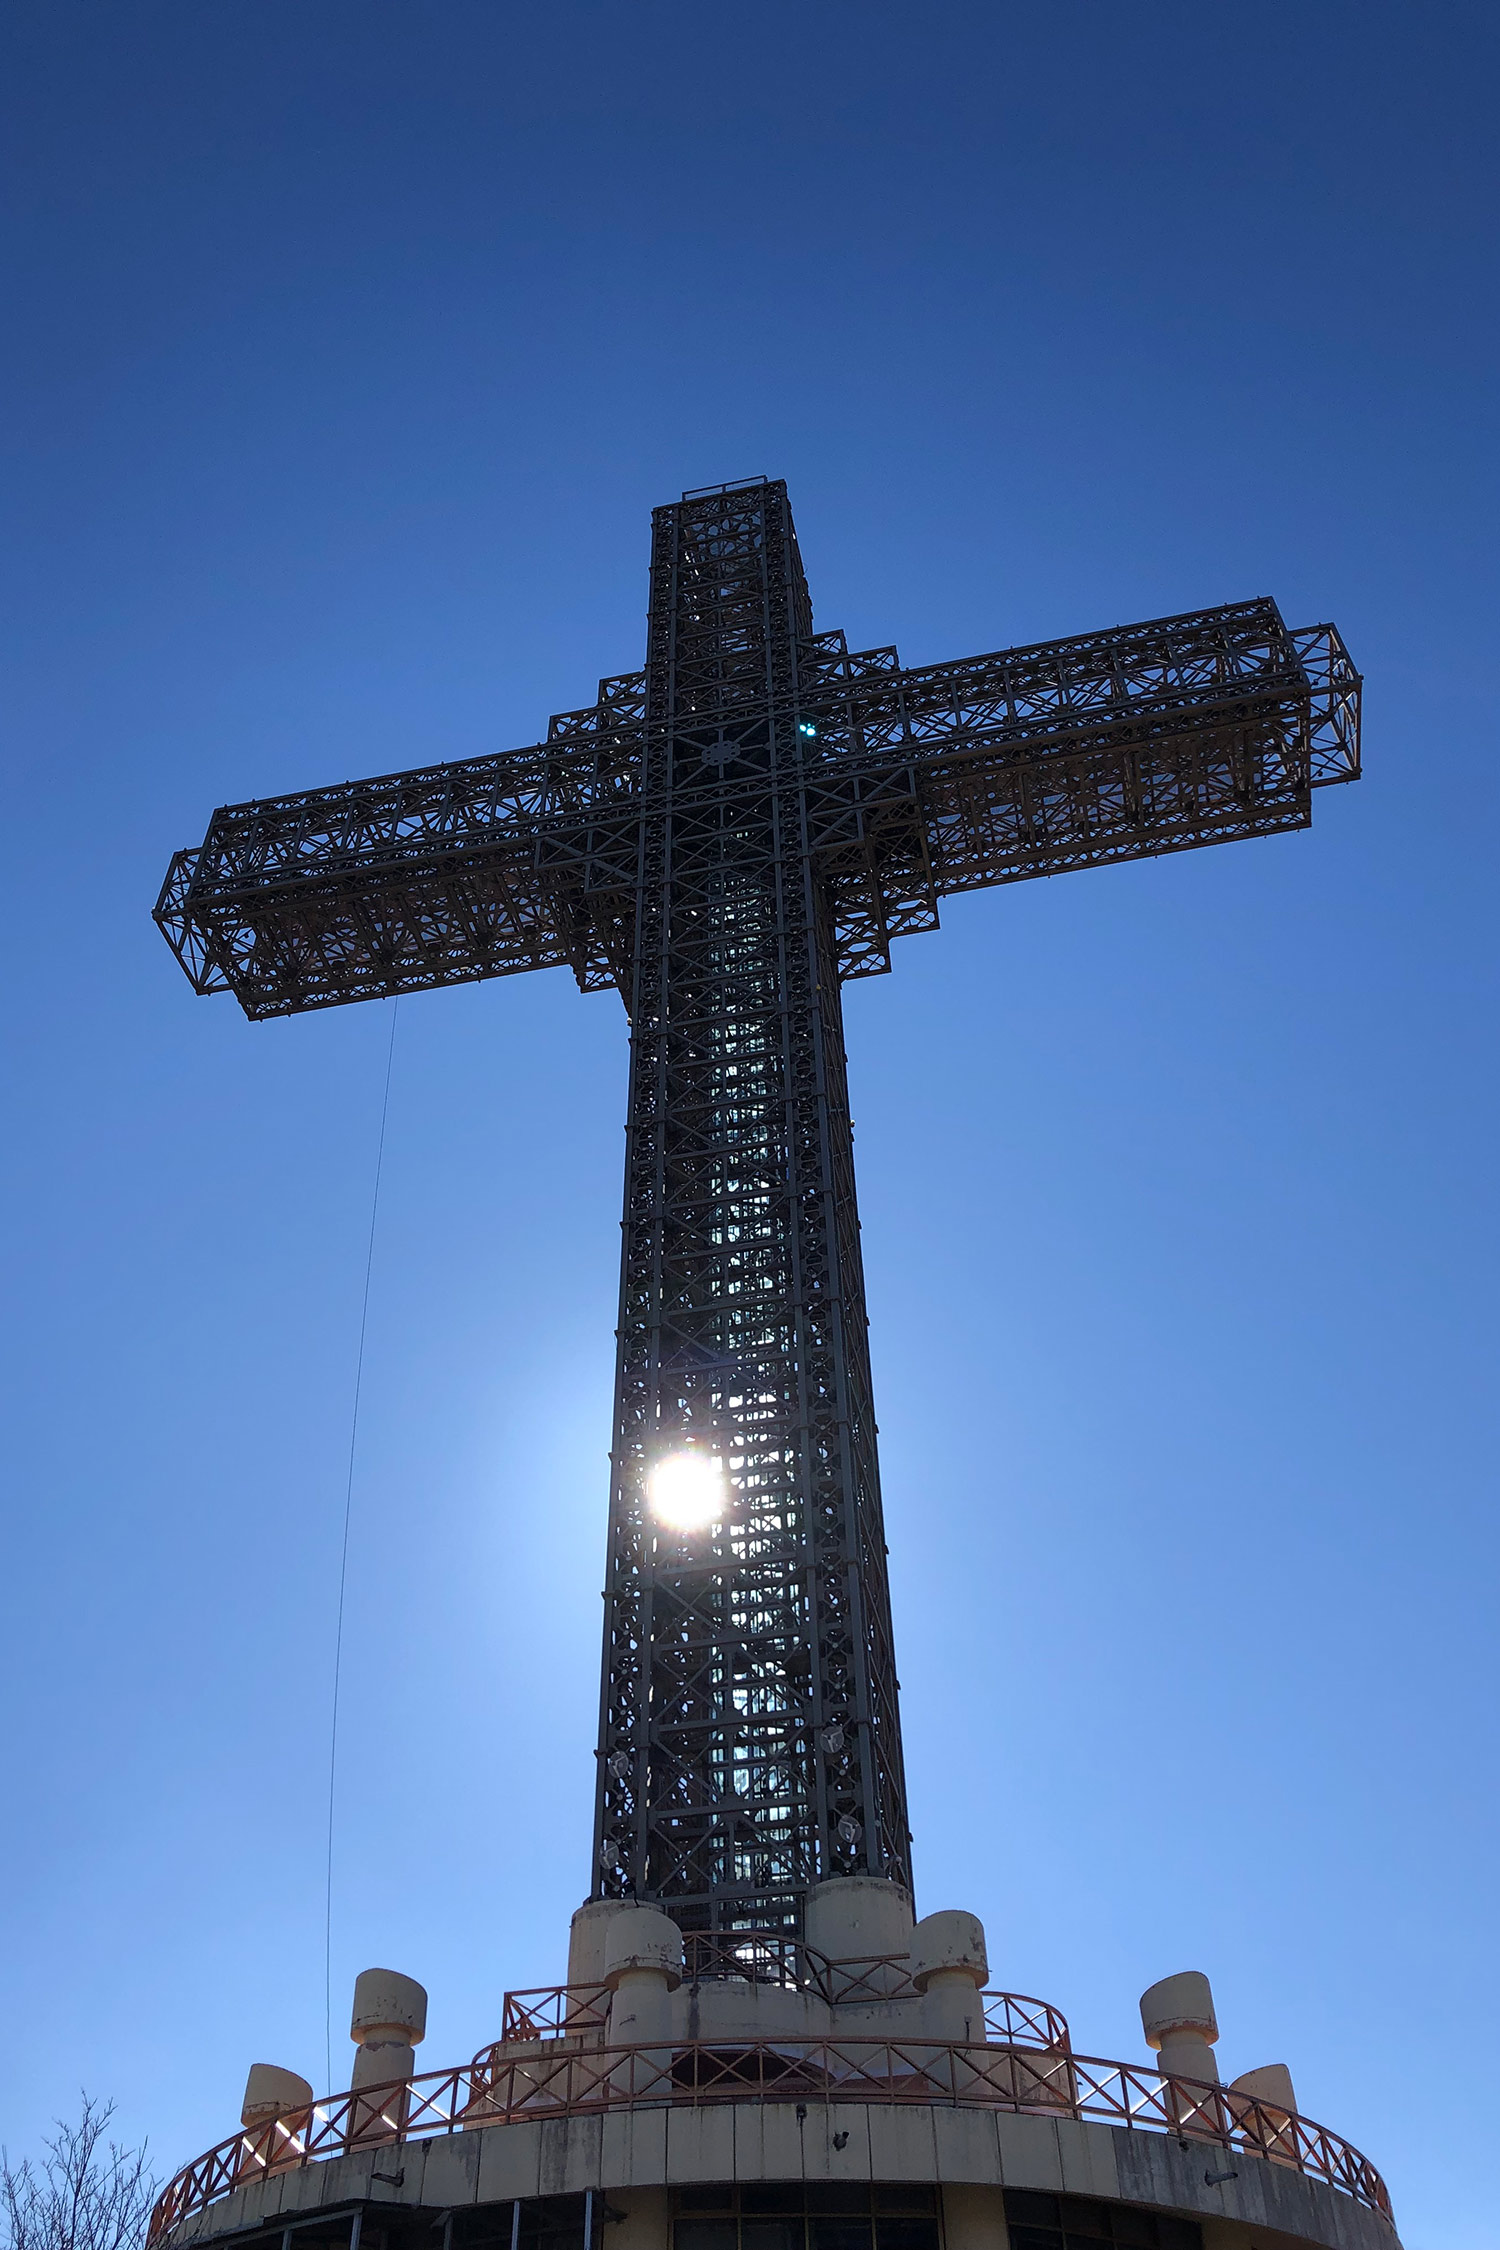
148;2038;1390;2245
492;1976;1067;2054
498;1983;611;2042
980;1991;1069;2049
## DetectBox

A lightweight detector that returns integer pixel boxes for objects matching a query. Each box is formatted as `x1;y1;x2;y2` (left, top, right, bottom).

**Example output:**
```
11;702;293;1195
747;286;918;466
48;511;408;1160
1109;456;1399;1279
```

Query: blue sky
2;6;1495;2247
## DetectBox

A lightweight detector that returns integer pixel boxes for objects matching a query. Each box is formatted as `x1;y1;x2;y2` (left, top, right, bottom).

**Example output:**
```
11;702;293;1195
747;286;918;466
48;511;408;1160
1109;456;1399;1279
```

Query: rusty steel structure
155;477;1361;1940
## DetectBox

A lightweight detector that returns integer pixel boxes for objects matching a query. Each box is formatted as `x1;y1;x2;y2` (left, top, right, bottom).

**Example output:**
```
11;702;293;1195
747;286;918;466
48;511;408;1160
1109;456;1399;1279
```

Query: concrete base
166;2099;1397;2250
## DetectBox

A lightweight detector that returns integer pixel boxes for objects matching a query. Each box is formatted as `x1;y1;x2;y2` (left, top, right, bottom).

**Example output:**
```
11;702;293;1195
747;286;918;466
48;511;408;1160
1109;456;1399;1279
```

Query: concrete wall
167;2102;1397;2250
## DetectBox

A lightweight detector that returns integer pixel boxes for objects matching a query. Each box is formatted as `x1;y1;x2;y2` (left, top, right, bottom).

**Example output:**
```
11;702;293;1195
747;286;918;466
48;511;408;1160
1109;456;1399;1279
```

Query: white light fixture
648;1451;728;1532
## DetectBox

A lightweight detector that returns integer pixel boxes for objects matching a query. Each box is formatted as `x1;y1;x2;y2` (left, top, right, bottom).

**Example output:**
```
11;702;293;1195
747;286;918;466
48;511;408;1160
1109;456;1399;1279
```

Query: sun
647;1452;728;1532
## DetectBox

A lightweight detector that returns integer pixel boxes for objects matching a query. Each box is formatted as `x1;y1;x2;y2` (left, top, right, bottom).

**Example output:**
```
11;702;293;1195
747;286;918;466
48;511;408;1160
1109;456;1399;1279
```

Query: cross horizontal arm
154;597;1359;1015
816;599;1358;785
154;723;646;1019
797;600;1361;978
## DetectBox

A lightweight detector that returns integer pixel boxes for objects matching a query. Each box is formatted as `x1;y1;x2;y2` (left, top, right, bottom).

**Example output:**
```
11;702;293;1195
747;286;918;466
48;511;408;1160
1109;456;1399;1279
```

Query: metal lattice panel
154;477;1360;1936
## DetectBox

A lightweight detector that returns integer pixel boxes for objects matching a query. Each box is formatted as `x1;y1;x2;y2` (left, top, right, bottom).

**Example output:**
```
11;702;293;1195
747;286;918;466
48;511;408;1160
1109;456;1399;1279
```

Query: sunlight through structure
648;1452;729;1532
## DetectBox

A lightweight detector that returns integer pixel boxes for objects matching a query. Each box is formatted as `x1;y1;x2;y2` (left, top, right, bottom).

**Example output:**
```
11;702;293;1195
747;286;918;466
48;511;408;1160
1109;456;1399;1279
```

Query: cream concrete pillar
603;1906;683;2041
567;1897;637;2028
1231;2062;1297;2111
1140;1969;1220;2083
1231;2063;1299;2164
911;1910;988;2043
941;2185;1009;2250
236;2065;315;2182
604;2187;671;2250
241;2064;315;2128
603;1906;682;2098
805;1875;915;1997
350;1967;427;2092
805;1875;915;1961
569;1897;637;1986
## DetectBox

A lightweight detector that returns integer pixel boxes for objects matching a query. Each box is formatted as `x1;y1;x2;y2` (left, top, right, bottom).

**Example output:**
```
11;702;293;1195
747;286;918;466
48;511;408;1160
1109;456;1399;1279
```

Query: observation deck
150;1891;1397;2250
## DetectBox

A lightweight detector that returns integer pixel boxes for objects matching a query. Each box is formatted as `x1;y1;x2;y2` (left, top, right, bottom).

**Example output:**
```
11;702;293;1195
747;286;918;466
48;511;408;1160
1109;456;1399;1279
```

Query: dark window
1001;2196;1201;2250
1003;2198;1059;2231
670;2185;942;2250
809;2221;872;2250
677;2226;738;2250
451;2199;595;2250
1059;2203;1113;2242
1108;2214;1153;2249
518;2199;592;2250
876;2219;939;2250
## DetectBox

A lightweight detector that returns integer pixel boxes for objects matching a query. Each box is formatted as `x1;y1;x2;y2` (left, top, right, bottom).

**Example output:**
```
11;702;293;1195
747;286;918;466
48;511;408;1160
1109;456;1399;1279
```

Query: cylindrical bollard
237;2065;314;2182
1141;1970;1220;2138
241;2063;315;2129
349;1967;427;2144
1140;1969;1220;2081
1231;2061;1296;2110
911;1909;988;2085
568;1898;637;1987
804;1876;915;1996
603;1906;682;2096
1231;2063;1299;2164
603;1909;682;2031
566;1897;636;2030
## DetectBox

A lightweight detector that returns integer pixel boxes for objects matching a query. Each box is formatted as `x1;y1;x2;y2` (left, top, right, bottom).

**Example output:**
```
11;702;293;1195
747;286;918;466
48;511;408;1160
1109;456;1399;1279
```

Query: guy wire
324;998;400;2091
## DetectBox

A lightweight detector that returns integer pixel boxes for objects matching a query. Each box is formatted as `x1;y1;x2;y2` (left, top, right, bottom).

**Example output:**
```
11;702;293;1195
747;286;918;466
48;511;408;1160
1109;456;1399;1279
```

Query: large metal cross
157;476;1360;1938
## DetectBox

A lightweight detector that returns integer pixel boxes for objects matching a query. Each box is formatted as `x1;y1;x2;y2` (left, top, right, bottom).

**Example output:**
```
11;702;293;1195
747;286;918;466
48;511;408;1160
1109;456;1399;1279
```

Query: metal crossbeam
155;480;1360;1935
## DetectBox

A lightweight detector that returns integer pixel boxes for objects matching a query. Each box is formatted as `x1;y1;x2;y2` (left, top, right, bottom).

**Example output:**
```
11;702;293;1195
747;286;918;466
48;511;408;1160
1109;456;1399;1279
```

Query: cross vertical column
593;481;911;1934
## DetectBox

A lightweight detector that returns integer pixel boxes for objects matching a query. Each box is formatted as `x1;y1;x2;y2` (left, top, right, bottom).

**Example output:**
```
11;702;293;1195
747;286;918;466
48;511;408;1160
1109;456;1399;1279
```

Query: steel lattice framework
156;477;1360;1937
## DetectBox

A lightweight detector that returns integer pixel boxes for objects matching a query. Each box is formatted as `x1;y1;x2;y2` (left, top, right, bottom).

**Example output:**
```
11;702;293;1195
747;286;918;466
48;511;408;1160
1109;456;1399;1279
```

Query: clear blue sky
2;7;1495;2247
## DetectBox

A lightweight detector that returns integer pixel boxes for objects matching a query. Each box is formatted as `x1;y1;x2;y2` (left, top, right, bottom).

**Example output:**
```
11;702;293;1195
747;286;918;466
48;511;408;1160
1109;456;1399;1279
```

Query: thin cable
324;999;400;2090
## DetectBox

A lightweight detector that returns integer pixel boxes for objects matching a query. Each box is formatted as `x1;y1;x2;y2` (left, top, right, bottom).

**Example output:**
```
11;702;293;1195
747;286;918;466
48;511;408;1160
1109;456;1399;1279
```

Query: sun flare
647;1452;728;1532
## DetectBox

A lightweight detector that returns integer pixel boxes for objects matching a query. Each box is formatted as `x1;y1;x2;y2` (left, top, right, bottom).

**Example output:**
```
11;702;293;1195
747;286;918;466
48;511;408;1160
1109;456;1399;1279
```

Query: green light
798;721;817;736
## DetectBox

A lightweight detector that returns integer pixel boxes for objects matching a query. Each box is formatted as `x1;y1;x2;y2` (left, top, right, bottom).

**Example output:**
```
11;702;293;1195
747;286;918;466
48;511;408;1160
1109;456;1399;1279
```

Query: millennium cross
156;476;1360;1940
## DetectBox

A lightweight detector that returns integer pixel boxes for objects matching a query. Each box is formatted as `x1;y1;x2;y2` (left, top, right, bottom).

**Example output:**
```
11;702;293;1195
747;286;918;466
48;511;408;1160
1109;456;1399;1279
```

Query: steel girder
154;478;1361;1936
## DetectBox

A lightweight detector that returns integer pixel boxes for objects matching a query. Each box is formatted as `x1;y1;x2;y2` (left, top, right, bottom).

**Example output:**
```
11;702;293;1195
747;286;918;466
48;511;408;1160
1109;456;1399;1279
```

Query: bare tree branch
1;2096;158;2250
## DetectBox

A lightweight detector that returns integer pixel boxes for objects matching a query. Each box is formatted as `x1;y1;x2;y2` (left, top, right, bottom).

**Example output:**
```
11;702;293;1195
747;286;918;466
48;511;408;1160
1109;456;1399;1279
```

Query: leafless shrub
1;2096;158;2250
